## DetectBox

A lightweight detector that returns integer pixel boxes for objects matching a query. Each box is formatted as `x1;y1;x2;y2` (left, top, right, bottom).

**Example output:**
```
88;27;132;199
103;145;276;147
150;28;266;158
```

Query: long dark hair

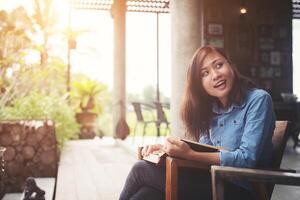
180;46;255;141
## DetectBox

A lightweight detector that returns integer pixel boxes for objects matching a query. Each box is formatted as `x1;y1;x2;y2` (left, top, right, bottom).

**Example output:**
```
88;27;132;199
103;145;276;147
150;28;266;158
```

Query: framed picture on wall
237;25;254;59
250;67;257;77
206;37;224;49
265;67;274;78
260;51;270;63
260;67;274;78
207;23;223;36
270;51;281;66
260;67;266;78
259;38;274;50
274;67;281;77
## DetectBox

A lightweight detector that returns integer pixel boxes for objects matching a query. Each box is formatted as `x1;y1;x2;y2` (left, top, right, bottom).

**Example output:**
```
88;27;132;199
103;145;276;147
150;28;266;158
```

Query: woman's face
199;51;235;107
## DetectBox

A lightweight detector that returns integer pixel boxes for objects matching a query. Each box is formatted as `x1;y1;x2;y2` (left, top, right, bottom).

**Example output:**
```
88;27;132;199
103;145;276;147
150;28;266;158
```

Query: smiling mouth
214;80;226;88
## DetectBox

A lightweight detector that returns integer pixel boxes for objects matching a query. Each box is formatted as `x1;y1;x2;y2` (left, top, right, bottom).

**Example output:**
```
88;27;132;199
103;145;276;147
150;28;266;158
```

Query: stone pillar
112;0;126;137
170;0;204;137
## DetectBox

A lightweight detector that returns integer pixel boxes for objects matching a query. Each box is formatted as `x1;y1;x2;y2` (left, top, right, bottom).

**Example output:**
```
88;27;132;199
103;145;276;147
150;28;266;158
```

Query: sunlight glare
0;0;171;97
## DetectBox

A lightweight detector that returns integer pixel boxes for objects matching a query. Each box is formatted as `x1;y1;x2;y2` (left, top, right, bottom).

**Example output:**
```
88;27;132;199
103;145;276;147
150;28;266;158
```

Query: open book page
142;150;167;165
142;138;226;165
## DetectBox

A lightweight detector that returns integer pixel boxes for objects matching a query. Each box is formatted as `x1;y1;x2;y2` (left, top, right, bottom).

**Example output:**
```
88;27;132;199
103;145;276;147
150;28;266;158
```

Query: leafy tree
142;85;156;102
141;85;170;103
0;7;34;78
0;7;37;107
0;57;68;110
32;0;56;66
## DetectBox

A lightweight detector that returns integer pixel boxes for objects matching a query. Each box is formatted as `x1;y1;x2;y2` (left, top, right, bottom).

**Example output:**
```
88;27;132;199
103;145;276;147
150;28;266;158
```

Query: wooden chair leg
156;122;161;137
133;123;137;136
143;124;147;136
131;123;137;144
166;157;178;200
166;124;170;136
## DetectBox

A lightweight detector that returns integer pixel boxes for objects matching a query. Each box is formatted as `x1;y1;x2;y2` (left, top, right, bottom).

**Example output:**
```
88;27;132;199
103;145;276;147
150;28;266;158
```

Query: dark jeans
119;160;254;200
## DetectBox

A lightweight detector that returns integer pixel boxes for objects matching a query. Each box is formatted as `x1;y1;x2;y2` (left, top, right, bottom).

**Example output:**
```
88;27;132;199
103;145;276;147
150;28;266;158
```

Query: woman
119;45;275;200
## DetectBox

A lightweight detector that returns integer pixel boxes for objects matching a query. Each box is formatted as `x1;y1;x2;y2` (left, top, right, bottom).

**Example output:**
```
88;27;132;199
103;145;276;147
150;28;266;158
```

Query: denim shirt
199;89;275;169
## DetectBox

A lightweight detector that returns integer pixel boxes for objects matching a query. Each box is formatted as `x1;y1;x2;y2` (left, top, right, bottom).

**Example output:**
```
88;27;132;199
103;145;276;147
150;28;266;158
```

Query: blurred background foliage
70;76;110;114
0;3;101;147
0;92;80;148
0;2;170;145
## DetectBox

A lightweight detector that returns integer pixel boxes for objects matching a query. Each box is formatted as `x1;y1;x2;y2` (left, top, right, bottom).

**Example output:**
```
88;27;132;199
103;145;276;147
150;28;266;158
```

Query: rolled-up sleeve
220;93;275;168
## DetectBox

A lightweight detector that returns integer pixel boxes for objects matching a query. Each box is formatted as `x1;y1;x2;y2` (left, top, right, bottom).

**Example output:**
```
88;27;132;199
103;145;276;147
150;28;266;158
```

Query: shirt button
220;124;223;127
233;120;237;124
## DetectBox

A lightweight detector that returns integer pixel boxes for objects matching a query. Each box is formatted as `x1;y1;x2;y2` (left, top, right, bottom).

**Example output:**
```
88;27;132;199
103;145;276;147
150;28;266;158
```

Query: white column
112;0;126;137
170;0;204;137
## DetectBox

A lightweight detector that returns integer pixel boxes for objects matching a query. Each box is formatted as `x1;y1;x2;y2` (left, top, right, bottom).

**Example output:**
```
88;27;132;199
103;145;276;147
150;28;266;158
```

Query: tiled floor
55;138;135;200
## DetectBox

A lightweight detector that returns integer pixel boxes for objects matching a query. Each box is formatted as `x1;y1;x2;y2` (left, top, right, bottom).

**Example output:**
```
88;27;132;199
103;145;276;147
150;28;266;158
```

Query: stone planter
0;120;57;193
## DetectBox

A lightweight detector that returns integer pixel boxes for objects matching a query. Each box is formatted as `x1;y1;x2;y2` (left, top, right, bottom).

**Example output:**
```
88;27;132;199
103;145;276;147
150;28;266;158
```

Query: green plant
71;78;107;114
0;92;79;148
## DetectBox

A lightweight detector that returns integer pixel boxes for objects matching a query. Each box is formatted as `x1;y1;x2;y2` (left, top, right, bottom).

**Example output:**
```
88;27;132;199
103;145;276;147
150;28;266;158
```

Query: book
180;138;224;152
142;150;167;165
142;138;224;165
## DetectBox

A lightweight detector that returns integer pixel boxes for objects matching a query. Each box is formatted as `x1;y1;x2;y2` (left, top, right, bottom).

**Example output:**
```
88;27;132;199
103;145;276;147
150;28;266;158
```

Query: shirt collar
212;99;246;114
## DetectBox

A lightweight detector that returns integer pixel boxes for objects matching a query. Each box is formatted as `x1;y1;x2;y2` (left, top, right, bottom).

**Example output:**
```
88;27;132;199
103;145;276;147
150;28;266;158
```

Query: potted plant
72;79;105;139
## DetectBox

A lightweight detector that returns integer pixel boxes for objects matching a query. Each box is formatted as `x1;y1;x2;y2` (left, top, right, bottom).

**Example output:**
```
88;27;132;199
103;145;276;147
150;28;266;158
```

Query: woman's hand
141;144;163;157
163;136;193;158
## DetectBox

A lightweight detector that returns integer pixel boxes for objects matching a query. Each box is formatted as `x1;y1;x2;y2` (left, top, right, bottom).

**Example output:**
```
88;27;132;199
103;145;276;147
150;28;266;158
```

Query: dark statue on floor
23;177;45;200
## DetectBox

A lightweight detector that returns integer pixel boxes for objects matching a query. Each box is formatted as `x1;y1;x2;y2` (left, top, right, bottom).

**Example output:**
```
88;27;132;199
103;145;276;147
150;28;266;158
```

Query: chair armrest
258;168;296;173
211;165;300;200
275;168;297;173
166;156;210;169
211;165;300;185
